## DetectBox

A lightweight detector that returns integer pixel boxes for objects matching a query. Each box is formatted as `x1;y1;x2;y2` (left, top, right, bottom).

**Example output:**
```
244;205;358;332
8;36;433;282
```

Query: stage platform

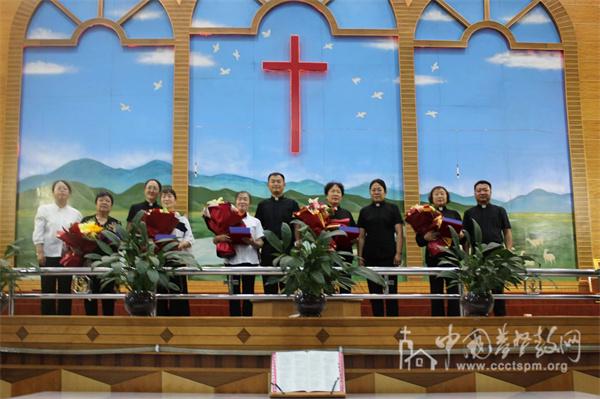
7;391;600;399
1;316;599;397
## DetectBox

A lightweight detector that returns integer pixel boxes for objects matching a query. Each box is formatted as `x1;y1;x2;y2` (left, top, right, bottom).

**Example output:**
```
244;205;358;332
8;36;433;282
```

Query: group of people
32;174;512;318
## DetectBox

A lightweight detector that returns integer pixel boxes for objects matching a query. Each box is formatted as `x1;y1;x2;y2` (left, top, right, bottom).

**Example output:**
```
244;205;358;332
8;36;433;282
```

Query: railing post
8;273;15;316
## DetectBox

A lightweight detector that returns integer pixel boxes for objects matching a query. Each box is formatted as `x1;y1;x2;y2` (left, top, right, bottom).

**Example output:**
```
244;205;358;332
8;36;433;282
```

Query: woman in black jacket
416;186;461;317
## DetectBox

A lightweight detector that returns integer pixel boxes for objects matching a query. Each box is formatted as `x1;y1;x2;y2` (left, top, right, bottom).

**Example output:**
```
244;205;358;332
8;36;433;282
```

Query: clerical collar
437;206;445;211
146;200;157;207
478;203;488;209
271;195;284;202
373;201;383;207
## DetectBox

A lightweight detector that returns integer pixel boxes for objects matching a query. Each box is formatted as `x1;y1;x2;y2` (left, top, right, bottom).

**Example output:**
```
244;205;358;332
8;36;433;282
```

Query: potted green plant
264;220;385;317
88;212;200;316
0;241;23;313
437;220;538;316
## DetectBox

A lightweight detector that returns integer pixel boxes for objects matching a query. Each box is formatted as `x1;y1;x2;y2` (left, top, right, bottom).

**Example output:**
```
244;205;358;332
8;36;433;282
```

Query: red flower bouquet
294;198;331;236
326;218;359;250
203;198;245;258
142;208;179;239
57;221;103;267
405;204;463;256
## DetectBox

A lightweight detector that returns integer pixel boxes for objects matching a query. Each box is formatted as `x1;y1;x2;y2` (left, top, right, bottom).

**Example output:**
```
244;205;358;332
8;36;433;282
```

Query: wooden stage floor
1;316;599;397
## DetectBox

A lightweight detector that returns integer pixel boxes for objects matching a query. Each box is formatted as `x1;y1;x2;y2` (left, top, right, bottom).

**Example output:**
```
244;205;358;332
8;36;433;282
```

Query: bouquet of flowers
142;208;179;239
57;221;104;267
405;204;463;256
326;218;360;250
203;197;245;258
293;198;331;236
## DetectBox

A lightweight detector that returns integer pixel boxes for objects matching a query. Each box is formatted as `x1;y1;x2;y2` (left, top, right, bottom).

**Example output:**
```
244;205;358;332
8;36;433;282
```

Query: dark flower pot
461;292;494;316
294;292;326;317
0;292;8;314
124;291;156;316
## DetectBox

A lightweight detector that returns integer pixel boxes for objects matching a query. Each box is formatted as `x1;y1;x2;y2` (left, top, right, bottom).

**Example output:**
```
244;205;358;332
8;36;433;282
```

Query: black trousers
40;257;72;315
365;258;398;317
84;277;115;316
228;263;256;316
156;275;190;316
429;273;460;317
493;288;506;316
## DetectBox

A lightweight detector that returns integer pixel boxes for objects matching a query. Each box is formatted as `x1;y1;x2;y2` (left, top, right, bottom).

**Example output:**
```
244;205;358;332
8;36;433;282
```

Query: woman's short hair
369;178;387;193
324;182;345;196
161;186;177;199
235;191;252;202
428;186;450;204
51;180;72;193
95;191;114;205
144;179;162;191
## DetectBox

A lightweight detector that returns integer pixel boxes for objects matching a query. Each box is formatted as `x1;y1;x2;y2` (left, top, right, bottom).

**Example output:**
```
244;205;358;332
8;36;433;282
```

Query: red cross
262;35;327;154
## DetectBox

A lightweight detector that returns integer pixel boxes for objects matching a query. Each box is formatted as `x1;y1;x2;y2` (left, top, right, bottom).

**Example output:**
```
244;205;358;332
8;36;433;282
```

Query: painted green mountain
18;159;573;213
19;158;172;194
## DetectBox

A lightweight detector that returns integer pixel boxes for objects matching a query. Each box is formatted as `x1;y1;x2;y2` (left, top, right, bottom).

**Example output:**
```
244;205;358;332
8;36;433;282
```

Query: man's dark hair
474;180;492;190
267;172;285;182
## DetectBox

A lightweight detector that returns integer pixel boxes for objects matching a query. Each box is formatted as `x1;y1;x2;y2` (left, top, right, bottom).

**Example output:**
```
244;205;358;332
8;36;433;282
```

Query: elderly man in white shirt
32;180;82;315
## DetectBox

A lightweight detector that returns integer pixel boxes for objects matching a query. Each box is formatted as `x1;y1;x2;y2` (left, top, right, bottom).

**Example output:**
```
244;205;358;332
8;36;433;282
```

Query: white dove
232;49;240;61
455;163;460;178
261;29;271;38
119;103;131;112
371;91;384;100
356;111;367;119
431;61;439;72
220;67;231;75
212;43;220;53
425;110;438;118
153;80;162;91
351;77;361;85
193;162;199;178
323;42;333;50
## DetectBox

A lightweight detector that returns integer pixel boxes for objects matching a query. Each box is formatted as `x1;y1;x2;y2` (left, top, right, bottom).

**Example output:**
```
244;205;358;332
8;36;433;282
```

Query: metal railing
3;266;599;316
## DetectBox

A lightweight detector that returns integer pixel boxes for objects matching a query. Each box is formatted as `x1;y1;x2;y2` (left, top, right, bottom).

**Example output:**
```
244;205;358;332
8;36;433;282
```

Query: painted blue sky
415;29;569;202
20;26;174;179
19;0;570;204
190;2;403;192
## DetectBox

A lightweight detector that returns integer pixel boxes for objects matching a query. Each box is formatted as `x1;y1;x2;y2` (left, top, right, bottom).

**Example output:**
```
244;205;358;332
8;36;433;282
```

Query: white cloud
28;27;70;39
23;61;78;75
192;18;224;28
415;75;446;85
190;52;216;67
503;9;552;25
137;48;174;65
133;9;163;21
486;51;563;70
365;39;398;51
393;77;400;84
421;9;454;22
19;139;84;178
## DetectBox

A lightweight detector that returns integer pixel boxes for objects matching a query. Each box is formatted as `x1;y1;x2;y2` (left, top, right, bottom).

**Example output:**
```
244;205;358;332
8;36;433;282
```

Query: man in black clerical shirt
463;180;513;316
255;172;300;294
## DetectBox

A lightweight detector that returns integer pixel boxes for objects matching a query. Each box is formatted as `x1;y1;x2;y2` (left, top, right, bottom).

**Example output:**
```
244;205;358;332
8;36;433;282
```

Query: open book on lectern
270;349;345;397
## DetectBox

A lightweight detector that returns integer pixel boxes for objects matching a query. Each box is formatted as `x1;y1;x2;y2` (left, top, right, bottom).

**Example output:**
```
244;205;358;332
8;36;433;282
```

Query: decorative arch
190;0;397;36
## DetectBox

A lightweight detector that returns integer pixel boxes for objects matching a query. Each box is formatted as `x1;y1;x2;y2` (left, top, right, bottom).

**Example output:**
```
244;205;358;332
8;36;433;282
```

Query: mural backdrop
16;0;575;269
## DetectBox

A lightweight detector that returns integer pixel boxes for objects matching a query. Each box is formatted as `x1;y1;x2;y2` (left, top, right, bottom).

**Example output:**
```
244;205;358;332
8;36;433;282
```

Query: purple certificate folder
229;226;251;245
